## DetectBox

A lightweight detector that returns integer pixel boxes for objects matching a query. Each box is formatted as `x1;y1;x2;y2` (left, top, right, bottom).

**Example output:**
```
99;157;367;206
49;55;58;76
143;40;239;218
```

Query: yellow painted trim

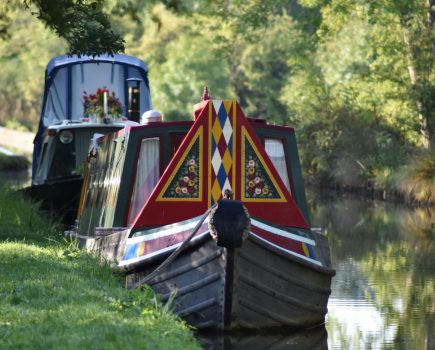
156;126;203;202
240;126;287;203
231;100;236;198
208;102;212;205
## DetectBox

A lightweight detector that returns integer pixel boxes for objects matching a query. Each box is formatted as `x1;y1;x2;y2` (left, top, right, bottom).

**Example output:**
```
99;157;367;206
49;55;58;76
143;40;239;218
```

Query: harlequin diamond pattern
210;100;233;204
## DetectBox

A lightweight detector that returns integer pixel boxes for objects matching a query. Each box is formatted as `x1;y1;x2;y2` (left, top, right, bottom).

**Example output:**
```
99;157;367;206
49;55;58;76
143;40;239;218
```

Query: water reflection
309;191;434;350
196;326;328;350
196;193;433;349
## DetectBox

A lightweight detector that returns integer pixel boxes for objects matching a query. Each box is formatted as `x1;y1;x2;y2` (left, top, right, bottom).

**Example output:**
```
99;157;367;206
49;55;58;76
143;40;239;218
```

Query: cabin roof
46;54;148;76
46;122;127;132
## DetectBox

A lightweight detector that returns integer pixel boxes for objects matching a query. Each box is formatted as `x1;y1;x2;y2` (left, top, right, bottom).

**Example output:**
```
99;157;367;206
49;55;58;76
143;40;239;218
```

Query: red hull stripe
252;226;306;256
122;216;320;268
250;219;320;265
250;232;322;266
121;217;209;266
251;219;315;245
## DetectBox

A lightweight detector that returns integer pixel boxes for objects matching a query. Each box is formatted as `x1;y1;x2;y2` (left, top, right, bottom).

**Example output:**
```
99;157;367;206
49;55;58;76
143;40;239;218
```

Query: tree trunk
401;16;431;149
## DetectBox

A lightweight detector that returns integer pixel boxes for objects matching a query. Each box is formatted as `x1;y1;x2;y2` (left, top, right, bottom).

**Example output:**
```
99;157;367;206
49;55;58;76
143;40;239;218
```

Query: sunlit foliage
0;0;433;197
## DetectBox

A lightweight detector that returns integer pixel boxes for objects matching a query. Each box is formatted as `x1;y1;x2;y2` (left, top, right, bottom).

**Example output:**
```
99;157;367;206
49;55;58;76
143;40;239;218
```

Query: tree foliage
23;0;125;56
0;0;433;192
0;7;66;128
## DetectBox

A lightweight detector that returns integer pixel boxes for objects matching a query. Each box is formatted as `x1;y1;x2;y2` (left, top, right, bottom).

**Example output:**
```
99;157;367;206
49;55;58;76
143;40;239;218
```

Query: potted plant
83;87;123;122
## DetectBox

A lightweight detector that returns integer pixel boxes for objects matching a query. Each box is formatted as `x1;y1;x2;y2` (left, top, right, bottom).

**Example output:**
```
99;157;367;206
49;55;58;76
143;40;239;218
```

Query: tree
301;0;435;148
0;1;124;56
0;6;67;128
124;4;234;120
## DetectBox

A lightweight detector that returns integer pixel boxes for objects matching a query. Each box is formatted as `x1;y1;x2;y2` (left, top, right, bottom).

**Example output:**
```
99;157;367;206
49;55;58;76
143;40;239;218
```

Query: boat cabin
72;98;335;331
32;122;125;185
32;54;152;183
77;99;311;236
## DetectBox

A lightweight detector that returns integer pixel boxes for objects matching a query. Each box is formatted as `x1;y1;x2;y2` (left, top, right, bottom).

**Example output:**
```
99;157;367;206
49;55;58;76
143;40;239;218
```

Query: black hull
127;237;227;328
23;177;83;226
126;234;334;330
196;325;328;350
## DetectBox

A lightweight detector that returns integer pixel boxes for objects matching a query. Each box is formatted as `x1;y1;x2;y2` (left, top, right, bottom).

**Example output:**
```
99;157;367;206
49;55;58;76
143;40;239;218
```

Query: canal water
316;192;434;350
198;191;434;349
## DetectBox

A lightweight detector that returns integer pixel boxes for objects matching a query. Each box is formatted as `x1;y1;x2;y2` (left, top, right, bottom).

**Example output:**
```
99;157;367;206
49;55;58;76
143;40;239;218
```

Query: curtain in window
265;139;291;194
127;138;160;225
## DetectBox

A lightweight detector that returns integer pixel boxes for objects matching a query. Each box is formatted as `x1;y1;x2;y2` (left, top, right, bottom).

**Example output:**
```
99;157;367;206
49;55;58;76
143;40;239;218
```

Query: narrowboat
25;54;152;225
69;91;335;330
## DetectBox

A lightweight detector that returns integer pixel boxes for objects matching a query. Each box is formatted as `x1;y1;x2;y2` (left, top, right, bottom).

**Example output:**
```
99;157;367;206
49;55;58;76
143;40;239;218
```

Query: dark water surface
315;192;434;350
198;192;434;349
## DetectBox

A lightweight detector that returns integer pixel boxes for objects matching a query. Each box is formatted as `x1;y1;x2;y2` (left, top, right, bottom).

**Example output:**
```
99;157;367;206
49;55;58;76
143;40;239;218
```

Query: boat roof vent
141;110;163;125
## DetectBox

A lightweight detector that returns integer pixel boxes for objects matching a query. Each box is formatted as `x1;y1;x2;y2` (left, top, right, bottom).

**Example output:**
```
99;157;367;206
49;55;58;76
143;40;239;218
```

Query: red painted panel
131;100;309;230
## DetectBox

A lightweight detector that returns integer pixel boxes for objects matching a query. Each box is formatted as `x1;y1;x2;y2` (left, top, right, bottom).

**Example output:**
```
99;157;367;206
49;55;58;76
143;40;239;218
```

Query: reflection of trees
360;240;434;349
309;193;400;262
310;192;434;349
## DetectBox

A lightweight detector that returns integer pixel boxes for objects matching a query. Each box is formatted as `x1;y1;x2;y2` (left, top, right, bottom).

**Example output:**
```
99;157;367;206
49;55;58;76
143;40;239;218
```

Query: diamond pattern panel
210;100;234;204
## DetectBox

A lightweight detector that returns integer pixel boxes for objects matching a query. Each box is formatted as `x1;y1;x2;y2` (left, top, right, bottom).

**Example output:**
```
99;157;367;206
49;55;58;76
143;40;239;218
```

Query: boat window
71;65;151;122
127;67;152;113
48;136;76;179
71;63;124;121
127;137;160;225
265;138;291;193
42;61;151;128
35;142;48;181
43;69;68;126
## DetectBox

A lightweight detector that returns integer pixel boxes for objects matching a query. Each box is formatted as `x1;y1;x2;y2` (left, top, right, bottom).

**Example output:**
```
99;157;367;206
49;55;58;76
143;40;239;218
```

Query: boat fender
208;200;250;248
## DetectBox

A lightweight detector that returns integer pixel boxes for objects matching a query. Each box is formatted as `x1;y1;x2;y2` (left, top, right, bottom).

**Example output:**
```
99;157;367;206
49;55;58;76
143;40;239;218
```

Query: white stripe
127;217;209;244
250;232;322;267
119;231;210;267
251;218;315;246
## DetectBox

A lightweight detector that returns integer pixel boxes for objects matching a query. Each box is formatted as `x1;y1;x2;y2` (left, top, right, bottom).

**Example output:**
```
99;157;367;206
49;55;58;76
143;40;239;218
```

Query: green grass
0;182;201;350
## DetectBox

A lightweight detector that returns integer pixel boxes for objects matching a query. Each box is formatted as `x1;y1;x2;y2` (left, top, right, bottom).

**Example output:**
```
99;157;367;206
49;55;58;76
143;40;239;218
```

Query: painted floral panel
162;138;200;198
244;141;280;199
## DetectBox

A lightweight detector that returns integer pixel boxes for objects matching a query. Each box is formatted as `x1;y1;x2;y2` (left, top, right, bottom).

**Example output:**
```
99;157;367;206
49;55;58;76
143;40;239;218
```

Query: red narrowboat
69;92;335;330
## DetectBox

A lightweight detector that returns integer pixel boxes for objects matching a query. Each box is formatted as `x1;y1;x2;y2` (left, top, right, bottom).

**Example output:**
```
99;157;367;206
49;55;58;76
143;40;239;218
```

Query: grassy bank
0;181;201;350
0;152;29;171
307;148;435;207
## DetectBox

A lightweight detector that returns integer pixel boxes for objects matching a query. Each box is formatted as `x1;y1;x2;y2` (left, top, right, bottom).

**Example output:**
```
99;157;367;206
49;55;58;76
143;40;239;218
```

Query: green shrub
394;148;435;205
0;153;29;172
